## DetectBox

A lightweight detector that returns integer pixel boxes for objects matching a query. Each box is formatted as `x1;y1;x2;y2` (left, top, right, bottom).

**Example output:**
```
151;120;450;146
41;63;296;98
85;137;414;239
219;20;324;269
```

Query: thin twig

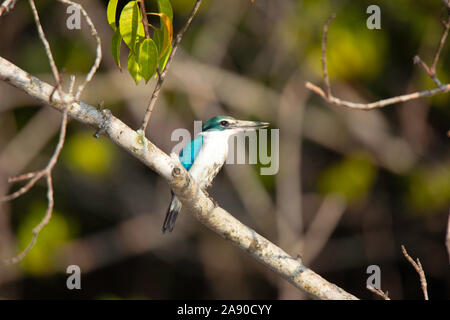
401;245;429;300
4;108;69;264
306;8;450;109
306;81;450;109
431;9;450;72
7;172;37;183
57;0;102;100
0;0;18;17
139;0;203;133
413;55;442;87
322;14;335;98
2;171;44;201
2;0;77;264
413;11;449;87
367;285;391;300
28;0;62;99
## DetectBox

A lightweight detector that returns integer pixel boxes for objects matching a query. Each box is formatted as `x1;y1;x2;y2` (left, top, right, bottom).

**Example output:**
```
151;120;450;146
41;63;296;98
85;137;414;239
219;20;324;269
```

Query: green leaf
119;1;145;50
153;27;163;55
159;43;171;70
152;0;173;59
150;13;173;58
138;38;158;82
110;28;122;70
157;0;173;21
128;51;142;84
107;0;119;30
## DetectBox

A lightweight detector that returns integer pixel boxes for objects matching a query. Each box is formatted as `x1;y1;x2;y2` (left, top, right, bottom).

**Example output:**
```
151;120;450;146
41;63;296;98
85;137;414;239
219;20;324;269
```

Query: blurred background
0;0;449;299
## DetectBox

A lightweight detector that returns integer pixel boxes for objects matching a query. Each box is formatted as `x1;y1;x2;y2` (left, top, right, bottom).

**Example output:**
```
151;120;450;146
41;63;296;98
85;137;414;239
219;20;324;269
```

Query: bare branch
431;9;450;72
413;55;442;87
2;171;44;201
0;0;18;17
7;172;37;183
3;107;69;264
321;14;336;98
2;0;81;264
305;81;450;110
414;11;449;87
306;9;450;109
367;285;391;300
0;56;358;300
139;0;203;133
57;0;102;100
28;0;63;99
401;245;429;300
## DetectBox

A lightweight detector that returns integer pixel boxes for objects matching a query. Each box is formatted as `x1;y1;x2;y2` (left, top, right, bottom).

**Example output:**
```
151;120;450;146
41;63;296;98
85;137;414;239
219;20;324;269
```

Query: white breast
189;131;232;189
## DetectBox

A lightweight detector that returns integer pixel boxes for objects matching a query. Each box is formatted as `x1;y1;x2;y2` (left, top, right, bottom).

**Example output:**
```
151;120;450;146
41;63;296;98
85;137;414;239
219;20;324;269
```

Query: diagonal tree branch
0;56;358;300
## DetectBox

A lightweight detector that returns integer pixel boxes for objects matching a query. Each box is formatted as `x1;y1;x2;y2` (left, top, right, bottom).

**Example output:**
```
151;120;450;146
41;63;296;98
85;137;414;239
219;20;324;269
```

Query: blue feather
179;135;204;170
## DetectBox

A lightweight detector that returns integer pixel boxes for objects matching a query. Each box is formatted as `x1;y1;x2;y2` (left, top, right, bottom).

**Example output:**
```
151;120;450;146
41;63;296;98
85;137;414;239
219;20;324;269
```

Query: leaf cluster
107;0;173;84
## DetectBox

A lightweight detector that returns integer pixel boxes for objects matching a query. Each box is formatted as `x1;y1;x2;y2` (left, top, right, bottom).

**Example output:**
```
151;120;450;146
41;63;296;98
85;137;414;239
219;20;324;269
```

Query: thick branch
0;56;358;300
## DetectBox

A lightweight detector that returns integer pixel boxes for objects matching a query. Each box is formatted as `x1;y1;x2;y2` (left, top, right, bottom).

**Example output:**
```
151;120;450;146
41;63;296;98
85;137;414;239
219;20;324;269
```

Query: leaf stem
138;0;151;39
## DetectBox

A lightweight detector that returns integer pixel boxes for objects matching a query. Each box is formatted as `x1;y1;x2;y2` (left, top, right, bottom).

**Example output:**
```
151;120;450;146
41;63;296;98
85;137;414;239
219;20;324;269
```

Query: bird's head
202;116;269;134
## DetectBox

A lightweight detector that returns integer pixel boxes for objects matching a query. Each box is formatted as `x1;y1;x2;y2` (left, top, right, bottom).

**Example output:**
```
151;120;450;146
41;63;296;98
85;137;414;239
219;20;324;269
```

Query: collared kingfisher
162;115;269;233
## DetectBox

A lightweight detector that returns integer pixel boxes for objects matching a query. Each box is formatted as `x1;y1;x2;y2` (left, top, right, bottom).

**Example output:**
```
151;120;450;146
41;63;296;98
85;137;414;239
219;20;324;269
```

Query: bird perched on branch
162;115;269;233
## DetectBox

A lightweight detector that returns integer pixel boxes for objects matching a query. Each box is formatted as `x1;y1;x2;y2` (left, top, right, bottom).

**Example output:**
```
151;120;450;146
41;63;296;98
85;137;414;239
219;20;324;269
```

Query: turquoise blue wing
179;135;203;171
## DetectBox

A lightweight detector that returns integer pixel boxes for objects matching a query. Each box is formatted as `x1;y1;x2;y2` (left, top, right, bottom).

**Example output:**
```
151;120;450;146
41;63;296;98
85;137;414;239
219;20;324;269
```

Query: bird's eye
220;120;229;127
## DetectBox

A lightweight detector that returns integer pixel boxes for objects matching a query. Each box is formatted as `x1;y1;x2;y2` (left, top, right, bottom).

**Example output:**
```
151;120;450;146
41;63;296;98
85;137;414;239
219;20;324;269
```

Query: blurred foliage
62;131;117;178
406;164;450;214
18;202;76;276
318;152;377;203
306;5;388;81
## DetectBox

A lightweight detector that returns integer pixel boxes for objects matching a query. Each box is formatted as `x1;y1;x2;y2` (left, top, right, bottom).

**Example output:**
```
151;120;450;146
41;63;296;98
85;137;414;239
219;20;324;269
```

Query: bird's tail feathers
162;194;182;233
